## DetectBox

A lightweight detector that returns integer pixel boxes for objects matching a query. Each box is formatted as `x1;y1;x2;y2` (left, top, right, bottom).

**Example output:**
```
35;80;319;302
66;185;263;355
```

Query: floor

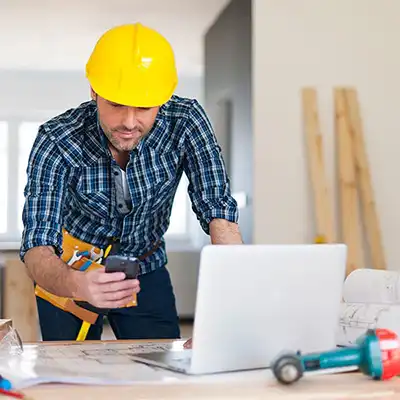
101;320;193;340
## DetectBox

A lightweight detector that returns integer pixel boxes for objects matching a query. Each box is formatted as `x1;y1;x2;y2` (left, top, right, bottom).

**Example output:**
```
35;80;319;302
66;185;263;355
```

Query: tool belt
34;229;160;324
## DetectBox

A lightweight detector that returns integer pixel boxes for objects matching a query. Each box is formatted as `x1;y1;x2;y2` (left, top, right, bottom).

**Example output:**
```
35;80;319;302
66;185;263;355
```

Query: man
20;23;242;343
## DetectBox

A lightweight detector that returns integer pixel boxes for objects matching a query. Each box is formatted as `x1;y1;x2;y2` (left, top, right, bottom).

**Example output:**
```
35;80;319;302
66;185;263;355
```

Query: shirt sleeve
183;100;239;234
20;127;69;261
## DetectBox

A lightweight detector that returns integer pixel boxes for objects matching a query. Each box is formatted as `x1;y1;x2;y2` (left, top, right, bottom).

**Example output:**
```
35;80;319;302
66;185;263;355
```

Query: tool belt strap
62;228;161;263
35;229;161;324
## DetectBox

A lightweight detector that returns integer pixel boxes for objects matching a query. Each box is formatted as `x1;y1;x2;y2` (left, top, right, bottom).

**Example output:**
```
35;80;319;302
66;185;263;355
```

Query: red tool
0;376;28;399
272;328;400;384
0;388;26;399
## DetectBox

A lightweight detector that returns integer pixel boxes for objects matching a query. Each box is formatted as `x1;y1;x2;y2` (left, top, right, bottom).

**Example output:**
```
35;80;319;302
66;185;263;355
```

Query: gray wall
204;0;253;243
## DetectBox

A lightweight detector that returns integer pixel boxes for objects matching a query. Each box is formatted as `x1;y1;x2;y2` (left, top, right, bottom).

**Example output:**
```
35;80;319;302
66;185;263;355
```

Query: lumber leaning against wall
302;87;336;245
335;88;364;276
343;88;386;271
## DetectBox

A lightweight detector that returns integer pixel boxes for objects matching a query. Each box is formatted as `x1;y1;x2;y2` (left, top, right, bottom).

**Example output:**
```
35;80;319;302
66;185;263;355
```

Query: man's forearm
24;246;81;298
209;218;243;244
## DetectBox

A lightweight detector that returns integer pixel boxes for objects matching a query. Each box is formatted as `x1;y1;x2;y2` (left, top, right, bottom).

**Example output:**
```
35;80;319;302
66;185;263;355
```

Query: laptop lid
189;244;347;375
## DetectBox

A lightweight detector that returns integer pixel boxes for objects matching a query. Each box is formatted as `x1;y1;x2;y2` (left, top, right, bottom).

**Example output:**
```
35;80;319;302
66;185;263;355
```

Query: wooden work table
23;375;400;400
16;339;400;400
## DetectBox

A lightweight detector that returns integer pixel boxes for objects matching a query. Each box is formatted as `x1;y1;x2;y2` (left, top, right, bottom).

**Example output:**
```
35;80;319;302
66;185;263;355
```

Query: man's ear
90;87;96;101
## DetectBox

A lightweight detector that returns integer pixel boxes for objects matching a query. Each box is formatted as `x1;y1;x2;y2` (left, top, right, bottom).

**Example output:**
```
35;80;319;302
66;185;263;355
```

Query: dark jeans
36;265;181;341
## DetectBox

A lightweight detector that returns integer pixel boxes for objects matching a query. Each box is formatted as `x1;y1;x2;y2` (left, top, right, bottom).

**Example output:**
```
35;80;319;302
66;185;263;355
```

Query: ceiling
0;0;230;75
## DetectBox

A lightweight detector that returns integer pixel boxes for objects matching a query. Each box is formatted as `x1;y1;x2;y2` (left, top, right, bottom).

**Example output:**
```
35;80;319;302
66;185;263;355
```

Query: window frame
0;113;200;251
0;121;8;237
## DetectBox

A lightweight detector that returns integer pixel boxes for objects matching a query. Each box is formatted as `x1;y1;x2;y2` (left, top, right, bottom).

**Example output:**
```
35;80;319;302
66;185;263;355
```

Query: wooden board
20;340;400;400
24;375;400;400
302;88;335;243
343;88;386;270
3;259;39;342
334;88;364;275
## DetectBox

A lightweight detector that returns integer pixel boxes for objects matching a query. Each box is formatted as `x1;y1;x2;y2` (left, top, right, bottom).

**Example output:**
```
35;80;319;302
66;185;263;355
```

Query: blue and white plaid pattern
20;95;239;274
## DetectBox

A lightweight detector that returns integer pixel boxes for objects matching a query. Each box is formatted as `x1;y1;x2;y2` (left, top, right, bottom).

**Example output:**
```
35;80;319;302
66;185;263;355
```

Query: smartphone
104;255;140;279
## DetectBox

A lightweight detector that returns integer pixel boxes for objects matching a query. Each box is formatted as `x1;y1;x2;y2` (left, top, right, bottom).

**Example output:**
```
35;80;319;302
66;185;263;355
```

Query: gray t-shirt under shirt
114;168;132;214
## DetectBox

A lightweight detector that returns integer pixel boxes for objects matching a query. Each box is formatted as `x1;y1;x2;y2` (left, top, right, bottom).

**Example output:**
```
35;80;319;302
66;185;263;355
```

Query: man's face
92;89;159;152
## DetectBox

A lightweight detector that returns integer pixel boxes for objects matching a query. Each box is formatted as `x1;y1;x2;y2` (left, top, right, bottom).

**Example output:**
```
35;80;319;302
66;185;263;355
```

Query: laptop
132;243;347;375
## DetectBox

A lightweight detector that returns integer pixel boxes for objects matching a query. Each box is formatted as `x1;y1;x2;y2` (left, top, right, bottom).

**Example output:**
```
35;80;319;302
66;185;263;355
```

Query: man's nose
122;107;138;130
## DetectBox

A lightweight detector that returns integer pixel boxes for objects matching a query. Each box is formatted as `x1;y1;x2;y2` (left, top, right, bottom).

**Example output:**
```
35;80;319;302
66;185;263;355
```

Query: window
166;176;189;236
0;118;192;247
0;122;8;234
16;121;189;237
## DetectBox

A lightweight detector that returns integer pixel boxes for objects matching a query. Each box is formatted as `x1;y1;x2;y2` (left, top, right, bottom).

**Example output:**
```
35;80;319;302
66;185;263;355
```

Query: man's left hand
183;337;192;349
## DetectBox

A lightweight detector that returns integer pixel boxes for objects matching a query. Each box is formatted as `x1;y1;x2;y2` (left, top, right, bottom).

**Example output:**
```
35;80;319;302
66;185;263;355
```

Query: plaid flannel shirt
20;95;239;274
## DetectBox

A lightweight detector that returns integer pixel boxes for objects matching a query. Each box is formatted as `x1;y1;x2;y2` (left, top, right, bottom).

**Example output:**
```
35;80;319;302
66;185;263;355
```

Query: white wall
253;0;400;270
0;70;202;117
0;0;230;75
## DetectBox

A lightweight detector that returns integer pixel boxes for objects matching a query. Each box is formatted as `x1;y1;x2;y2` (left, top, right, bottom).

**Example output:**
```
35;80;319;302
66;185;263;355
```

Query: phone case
105;255;140;279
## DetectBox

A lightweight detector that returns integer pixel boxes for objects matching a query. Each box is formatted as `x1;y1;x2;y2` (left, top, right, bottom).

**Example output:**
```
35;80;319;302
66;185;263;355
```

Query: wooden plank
302;87;336;243
344;88;386;270
3;259;39;342
0;318;12;340
334;88;364;276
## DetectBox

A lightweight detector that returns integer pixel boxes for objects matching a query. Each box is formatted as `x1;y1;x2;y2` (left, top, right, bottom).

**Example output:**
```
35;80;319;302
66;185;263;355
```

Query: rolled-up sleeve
20;128;69;261
183;100;239;234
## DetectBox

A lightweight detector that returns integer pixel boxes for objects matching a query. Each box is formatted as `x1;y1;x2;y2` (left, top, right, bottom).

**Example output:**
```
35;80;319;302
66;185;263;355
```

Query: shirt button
114;171;119;176
118;204;123;208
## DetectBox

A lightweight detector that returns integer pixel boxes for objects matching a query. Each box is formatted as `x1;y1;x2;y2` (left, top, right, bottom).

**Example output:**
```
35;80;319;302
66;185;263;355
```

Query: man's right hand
74;266;140;309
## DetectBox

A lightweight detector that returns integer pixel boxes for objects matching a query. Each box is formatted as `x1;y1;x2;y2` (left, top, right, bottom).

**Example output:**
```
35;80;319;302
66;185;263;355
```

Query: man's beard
104;130;141;152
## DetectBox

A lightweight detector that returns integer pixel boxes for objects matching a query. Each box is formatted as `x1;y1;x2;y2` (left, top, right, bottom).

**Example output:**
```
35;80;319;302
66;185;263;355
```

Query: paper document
342;269;400;304
336;269;400;346
0;340;268;390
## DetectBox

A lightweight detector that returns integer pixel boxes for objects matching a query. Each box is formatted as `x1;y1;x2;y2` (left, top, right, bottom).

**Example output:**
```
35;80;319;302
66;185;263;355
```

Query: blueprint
0;340;267;390
0;341;187;388
337;269;400;346
343;269;400;304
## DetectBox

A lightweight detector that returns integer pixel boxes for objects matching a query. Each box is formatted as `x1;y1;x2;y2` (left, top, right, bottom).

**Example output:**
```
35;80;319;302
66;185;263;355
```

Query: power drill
272;328;400;385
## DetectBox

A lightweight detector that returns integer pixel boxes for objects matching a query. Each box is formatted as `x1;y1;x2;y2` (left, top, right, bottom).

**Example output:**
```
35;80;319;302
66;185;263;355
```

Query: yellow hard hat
86;23;178;108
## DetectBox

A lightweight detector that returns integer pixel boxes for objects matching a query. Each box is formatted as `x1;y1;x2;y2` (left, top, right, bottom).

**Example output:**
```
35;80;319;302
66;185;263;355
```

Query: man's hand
74;267;140;309
183;337;192;349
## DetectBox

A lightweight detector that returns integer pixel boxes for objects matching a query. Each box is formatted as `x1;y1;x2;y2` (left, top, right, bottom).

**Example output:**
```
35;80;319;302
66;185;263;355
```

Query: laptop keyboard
171;355;191;363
